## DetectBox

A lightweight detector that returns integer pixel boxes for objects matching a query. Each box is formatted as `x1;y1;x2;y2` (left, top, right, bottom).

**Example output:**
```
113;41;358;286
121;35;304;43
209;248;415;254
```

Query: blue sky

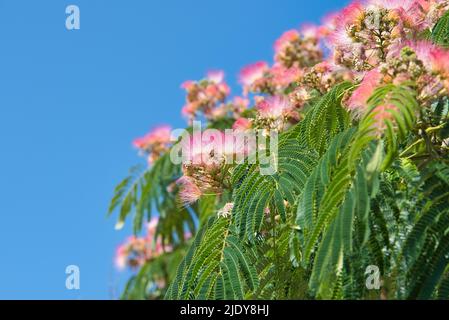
0;0;347;299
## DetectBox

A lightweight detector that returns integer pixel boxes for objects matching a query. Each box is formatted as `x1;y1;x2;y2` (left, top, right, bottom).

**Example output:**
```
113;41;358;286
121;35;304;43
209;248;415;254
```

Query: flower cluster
217;202;234;219
384;41;449;104
329;0;449;71
177;131;253;205
181;71;231;123
254;95;298;131
274;27;323;69
115;218;170;271
347;40;449;112
133;126;172;164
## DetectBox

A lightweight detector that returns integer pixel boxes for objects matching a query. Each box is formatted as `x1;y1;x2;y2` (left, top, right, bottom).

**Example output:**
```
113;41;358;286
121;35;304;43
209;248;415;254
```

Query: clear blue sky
0;0;347;299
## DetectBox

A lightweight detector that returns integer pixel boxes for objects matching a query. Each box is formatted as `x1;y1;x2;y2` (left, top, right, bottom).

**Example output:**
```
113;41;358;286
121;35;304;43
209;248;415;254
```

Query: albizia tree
109;0;449;300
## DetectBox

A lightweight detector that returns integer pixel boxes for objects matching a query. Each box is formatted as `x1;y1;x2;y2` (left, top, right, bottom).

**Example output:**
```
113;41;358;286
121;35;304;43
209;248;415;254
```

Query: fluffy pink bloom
329;2;364;46
328;2;373;70
409;41;449;76
221;131;255;161
176;176;203;205
431;49;449;78
115;245;128;270
408;41;438;69
181;80;196;90
233;118;252;131
232;96;250;115
133;126;172;150
115;216;177;271
207;70;225;84
114;236;148;271
147;217;159;238
217;203;234;218
347;69;383;111
320;12;339;37
182;103;197;118
366;0;431;25
239;61;269;90
257;95;293;119
181;129;252;166
274;29;300;53
233;96;250;109
300;24;320;39
314;61;333;73
217;83;231;96
180;131;223;166
274;28;323;69
208;103;229;120
390;40;449;78
180;72;231;122
270;64;303;88
335;1;364;31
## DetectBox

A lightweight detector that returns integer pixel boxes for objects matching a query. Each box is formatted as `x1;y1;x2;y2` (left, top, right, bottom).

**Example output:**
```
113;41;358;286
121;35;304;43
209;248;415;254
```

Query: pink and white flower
239;61;269;95
257;95;293;119
347;69;383;112
207;70;225;84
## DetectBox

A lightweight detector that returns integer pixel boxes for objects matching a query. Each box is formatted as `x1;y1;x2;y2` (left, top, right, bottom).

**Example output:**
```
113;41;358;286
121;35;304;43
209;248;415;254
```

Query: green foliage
165;217;259;300
304;82;353;155
121;248;187;300
231;136;318;241
431;11;449;47
108;153;196;243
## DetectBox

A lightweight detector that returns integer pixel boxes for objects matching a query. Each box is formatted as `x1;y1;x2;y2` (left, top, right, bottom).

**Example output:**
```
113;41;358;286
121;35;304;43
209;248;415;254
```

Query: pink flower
182;103;198;118
347;69;383;111
232;96;250;115
257;95;293;119
327;1;364;54
274;29;300;53
233;97;250;109
184;231;192;241
367;0;422;12
233;118;252;131
431;48;449;78
115;245;128;270
335;1;364;30
181;80;196;90
320;12;339;38
217;203;234;218
329;1;364;47
207;70;225;84
300;24;320;40
208;104;229;120
180;131;224;166
180;72;231;122
270;64;303;88
239;61;269;93
391;40;449;78
205;84;219;97
176;176;203;205
313;61;333;73
409;41;449;77
218;83;231;96
147;217;159;238
133;125;172;150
